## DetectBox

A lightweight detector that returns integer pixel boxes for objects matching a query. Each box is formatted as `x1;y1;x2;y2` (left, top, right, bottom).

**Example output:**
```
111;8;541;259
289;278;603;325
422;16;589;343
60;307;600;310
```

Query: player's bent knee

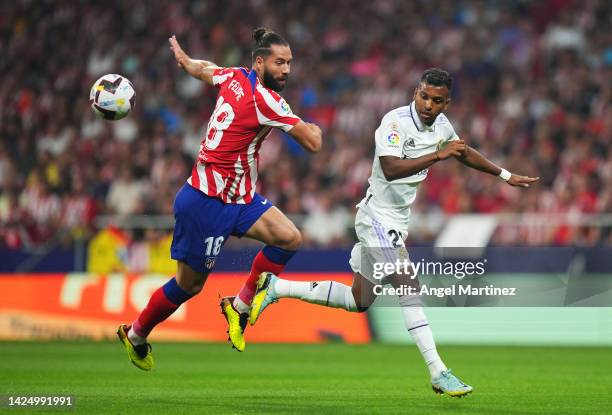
287;228;302;250
274;226;302;251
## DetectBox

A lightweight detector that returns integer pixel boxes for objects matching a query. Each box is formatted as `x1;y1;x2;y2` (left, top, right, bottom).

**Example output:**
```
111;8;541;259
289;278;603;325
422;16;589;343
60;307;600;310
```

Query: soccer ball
89;74;135;121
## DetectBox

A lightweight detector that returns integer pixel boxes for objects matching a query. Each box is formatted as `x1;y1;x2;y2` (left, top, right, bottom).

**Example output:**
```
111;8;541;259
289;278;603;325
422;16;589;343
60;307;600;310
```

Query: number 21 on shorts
387;230;404;248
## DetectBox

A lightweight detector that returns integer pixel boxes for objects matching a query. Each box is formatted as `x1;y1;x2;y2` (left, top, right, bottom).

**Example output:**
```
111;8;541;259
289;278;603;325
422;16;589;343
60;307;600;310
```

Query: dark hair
252;27;289;62
421;68;453;90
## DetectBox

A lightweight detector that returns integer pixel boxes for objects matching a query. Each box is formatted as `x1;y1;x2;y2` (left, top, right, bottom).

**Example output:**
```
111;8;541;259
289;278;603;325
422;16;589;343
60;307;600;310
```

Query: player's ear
254;55;264;70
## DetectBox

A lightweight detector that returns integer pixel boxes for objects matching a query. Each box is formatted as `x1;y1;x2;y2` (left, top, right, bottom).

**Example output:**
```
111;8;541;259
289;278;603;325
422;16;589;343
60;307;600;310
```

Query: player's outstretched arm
455;144;540;188
287;121;322;153
168;35;219;86
379;140;466;181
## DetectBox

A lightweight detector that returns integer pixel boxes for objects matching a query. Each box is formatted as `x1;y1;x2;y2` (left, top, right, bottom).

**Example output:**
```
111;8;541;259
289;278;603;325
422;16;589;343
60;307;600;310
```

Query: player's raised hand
169;35;189;69
437;140;467;160
168;35;213;82
507;174;540;188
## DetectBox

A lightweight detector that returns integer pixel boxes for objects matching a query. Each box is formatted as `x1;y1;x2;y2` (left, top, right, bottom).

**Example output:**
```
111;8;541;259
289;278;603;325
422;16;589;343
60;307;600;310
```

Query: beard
263;69;287;92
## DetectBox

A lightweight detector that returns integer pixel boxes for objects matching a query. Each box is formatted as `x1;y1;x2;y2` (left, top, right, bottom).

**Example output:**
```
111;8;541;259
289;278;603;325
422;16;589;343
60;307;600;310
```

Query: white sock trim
232;296;250;314
128;326;147;346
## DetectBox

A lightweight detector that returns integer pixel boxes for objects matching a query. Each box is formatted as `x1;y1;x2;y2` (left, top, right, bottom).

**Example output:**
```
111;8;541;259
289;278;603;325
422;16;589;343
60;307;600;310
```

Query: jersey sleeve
441;115;460;143
435;116;460;151
446;124;460;142
253;85;302;132
211;67;236;88
375;112;405;158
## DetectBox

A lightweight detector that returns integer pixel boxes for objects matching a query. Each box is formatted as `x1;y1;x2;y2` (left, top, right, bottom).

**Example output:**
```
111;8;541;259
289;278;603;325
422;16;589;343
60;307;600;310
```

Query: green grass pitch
0;342;610;414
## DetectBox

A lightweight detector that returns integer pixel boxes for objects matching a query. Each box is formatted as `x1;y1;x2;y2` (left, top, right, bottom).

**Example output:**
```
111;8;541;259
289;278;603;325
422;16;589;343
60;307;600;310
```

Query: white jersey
357;101;459;228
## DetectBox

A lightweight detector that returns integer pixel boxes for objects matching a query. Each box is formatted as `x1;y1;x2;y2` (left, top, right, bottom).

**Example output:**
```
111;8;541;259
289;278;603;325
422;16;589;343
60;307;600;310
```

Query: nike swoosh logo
261;200;268;205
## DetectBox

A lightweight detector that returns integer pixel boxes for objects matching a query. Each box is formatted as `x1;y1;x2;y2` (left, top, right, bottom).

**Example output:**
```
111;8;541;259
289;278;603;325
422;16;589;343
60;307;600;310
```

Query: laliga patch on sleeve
387;131;401;146
279;99;292;114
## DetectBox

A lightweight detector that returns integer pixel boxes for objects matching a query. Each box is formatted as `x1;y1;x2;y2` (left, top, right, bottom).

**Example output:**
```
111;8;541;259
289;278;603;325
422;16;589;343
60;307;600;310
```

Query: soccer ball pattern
89;74;135;121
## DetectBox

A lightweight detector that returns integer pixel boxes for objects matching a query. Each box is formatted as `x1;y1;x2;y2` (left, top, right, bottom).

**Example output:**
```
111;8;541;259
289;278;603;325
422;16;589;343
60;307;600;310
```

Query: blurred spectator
302;192;351;246
106;165;147;216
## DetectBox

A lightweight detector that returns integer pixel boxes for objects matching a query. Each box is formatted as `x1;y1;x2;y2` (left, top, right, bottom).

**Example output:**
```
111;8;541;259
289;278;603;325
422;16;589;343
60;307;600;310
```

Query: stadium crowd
0;0;610;249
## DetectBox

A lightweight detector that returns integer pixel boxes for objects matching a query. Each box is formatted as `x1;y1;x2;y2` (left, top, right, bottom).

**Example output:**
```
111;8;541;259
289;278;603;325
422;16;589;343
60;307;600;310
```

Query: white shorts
349;209;410;284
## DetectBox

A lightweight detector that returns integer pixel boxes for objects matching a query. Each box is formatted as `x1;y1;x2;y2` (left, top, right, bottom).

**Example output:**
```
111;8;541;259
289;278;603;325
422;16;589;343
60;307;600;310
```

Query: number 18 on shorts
170;183;273;274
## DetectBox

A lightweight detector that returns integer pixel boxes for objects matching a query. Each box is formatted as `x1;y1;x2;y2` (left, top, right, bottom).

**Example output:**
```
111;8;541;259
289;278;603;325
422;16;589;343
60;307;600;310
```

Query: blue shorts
170;183;273;275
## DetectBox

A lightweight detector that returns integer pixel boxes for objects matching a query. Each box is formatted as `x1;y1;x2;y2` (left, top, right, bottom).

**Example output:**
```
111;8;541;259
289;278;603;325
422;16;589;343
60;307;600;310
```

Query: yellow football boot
249;272;279;326
116;324;154;371
220;296;248;352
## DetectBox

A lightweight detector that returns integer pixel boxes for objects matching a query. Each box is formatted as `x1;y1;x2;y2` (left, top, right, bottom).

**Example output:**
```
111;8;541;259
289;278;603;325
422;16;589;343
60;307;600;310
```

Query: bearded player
117;28;322;369
248;68;539;396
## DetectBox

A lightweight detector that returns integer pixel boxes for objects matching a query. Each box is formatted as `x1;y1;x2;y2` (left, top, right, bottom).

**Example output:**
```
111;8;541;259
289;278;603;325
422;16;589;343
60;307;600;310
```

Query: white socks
274;279;358;312
400;304;447;379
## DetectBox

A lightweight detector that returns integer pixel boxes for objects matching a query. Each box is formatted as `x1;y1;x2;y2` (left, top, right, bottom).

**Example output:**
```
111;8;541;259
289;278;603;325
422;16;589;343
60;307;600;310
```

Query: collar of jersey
409;101;435;133
239;68;258;93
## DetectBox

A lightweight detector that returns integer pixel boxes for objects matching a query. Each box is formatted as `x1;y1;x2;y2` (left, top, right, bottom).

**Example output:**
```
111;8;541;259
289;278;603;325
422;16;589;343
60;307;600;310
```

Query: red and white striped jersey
188;67;301;204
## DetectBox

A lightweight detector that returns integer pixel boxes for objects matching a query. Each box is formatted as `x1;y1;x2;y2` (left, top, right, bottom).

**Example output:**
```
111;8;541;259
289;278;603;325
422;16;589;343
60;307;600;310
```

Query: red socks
132;277;192;338
237;250;286;305
235;246;296;310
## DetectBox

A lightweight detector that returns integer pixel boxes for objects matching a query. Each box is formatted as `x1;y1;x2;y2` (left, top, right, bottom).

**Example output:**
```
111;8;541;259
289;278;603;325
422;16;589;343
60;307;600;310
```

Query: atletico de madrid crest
205;257;216;270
